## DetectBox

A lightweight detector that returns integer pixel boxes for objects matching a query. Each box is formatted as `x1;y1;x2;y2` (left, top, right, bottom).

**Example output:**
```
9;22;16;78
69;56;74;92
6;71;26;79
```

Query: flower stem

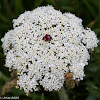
58;87;69;100
41;93;44;100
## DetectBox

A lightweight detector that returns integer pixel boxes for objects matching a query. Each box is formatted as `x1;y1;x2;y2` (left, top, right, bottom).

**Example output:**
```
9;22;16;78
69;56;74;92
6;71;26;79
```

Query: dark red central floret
42;34;52;41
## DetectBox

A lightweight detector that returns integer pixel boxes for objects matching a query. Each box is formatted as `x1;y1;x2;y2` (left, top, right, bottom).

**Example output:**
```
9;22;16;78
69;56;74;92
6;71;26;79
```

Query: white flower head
1;5;99;93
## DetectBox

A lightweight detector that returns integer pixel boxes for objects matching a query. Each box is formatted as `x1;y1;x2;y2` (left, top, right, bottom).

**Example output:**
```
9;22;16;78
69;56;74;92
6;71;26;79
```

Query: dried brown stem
87;19;97;27
0;70;17;96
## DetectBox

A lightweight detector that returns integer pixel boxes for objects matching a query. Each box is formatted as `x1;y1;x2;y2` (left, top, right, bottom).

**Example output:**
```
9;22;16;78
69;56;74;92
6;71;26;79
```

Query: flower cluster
1;6;98;93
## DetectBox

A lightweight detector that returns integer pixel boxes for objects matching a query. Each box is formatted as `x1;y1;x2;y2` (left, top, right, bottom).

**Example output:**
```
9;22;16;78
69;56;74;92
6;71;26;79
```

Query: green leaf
33;0;43;8
14;0;24;16
86;95;96;100
0;2;1;9
61;6;74;11
98;0;100;18
0;71;8;81
82;0;96;18
0;14;9;22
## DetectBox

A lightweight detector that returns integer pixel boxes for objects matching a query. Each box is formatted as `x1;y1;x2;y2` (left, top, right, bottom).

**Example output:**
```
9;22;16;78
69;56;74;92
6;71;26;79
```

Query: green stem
58;87;69;100
41;93;44;100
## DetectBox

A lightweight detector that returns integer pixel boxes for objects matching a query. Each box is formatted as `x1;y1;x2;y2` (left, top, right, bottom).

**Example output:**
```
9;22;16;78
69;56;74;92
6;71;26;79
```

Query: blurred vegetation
0;0;100;100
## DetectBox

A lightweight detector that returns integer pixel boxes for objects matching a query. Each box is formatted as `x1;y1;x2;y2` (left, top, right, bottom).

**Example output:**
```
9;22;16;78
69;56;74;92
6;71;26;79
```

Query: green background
0;0;100;100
